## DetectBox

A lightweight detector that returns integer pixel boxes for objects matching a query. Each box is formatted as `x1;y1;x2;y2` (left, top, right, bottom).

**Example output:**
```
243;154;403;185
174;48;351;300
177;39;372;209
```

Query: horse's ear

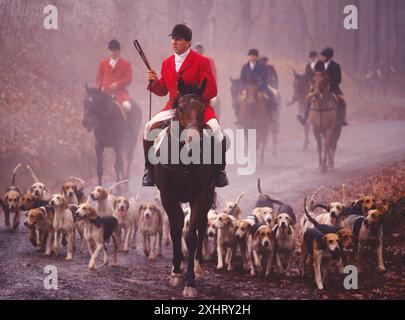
199;78;207;95
178;78;186;94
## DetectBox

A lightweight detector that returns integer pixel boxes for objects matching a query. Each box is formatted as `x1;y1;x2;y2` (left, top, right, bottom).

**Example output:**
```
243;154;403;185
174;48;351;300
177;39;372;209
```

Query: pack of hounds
1;164;389;290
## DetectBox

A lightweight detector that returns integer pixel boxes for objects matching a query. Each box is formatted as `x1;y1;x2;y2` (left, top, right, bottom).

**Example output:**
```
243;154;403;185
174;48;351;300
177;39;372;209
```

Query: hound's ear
61;186;65;195
178;78;186;94
138;204;144;214
321;235;328;246
125;200;129;210
44;186;51;194
89;207;97;218
274;217;279;225
327;203;331;212
352;199;363;213
113;199;117;210
199;78;207;95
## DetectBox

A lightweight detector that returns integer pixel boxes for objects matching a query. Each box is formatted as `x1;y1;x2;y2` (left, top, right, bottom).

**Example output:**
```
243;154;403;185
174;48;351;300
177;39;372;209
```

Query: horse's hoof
183;286;198;298
194;260;202;279
170;273;182;287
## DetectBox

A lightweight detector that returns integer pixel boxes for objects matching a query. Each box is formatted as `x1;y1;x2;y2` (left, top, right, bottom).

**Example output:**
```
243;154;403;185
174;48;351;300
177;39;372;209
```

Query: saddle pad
153;126;169;155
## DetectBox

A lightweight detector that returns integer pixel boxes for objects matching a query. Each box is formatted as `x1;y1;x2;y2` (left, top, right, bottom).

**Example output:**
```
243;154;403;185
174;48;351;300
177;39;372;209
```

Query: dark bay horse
288;68;311;151
152;78;217;298
307;72;343;173
82;85;141;185
238;83;274;162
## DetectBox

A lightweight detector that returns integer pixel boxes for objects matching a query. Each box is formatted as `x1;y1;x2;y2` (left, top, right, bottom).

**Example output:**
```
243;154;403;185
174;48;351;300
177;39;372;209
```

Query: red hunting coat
96;58;132;104
148;49;218;123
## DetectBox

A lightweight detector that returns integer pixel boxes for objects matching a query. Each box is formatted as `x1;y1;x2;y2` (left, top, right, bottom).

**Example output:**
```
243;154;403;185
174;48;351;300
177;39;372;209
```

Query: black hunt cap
169;24;192;41
320;47;334;59
248;48;259;56
309;50;317;58
108;39;120;51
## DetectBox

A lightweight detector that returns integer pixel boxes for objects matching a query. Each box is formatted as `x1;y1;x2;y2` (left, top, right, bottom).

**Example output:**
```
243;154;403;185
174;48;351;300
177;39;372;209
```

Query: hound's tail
235;192;246;205
11;163;22;186
69;176;85;185
26;165;40;183
108;179;129;194
304;197;319;228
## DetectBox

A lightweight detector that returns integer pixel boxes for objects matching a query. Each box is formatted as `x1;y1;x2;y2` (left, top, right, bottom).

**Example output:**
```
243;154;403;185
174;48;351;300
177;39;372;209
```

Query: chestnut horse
151;78;217;298
307;72;343;173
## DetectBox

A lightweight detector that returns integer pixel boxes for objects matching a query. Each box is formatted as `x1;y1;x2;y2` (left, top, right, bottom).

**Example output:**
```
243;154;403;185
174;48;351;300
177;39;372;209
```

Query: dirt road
1;120;404;300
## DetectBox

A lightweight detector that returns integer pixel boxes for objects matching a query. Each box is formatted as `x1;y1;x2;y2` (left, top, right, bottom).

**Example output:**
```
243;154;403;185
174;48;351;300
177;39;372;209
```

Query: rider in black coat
298;47;348;126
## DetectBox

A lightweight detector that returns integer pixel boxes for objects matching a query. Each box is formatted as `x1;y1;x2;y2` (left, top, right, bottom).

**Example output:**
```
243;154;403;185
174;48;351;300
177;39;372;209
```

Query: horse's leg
321;132;329;173
114;145;124;183
125;141;135;180
195;203;210;280
160;192;184;286
95;142;105;185
313;129;323;172
183;191;211;298
272;130;277;157
304;123;310;152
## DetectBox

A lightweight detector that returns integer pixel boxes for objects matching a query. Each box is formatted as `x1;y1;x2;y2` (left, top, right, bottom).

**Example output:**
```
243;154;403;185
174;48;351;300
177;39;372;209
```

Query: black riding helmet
108;39;121;51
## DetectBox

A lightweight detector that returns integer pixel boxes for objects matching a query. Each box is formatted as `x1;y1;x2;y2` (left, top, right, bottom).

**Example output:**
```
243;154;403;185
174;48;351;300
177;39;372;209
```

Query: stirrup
142;168;155;187
215;170;229;188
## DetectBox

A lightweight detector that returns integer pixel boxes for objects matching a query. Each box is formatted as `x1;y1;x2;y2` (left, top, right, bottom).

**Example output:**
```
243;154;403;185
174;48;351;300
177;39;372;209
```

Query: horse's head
230;77;241;101
292;69;307;95
82;83;111;132
174;78;206;143
245;83;259;104
311;71;329;97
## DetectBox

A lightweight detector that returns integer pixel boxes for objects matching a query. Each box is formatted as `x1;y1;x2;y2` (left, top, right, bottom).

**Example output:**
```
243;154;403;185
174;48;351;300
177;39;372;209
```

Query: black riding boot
142;139;156;186
297;101;310;126
341;100;348;126
214;136;229;188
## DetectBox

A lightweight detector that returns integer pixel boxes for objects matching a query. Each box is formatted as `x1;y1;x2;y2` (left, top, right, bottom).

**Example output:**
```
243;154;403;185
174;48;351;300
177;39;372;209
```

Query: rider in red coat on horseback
96;39;133;112
142;24;228;188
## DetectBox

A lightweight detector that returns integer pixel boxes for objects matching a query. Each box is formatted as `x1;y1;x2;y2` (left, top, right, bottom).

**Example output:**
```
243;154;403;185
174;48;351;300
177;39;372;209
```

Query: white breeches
143;109;223;142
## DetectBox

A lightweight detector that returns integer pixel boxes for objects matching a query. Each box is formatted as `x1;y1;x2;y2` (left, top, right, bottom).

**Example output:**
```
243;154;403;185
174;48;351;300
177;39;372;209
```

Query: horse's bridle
175;94;205;131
